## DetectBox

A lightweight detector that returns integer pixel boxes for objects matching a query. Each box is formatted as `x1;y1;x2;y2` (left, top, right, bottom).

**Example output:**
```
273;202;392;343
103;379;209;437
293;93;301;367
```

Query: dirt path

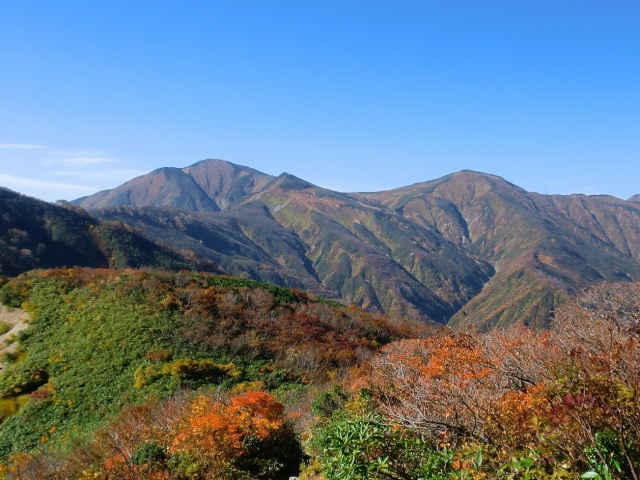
0;305;29;371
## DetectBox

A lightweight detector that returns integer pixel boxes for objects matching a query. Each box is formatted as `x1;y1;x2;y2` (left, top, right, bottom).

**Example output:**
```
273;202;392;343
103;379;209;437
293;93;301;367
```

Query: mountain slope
73;167;220;212
358;171;640;329
65;161;640;328
0;187;218;275
238;173;494;321
92;173;494;323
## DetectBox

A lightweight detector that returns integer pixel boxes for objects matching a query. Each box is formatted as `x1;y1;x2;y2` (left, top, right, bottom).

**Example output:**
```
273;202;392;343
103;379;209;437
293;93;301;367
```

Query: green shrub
0;321;10;335
134;359;240;389
582;430;638;480
0;395;30;422
0;367;48;397
133;440;168;466
162;359;240;380
0;278;29;308
206;276;305;305
309;392;456;480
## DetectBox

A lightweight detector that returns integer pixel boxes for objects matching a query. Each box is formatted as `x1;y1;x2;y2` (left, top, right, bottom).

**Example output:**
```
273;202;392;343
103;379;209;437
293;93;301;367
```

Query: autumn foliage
1;390;301;479
2;268;640;479
309;282;640;479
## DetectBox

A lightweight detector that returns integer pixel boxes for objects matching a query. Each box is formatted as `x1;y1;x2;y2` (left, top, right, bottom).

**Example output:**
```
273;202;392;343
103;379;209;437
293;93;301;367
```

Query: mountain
91;175;493;323
0;187;219;276
358;172;640;329
73;159;273;212
629;194;640;203
67;161;640;328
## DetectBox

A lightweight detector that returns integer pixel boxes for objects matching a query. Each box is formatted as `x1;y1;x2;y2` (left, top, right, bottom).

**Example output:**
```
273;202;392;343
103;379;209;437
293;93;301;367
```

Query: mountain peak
184;158;267;177
72;166;218;212
271;172;316;191
74;159;274;212
187;158;235;168
183;159;274;209
628;194;640;203
447;170;522;189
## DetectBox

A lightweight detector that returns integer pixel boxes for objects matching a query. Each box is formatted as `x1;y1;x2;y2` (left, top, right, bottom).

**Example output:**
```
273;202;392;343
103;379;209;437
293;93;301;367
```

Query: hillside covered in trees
0;188;218;277
0;268;638;478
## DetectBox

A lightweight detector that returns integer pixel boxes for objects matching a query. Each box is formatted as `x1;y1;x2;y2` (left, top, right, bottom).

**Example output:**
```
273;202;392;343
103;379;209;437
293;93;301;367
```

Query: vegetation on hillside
305;282;640;479
0;266;638;478
0;267;430;478
0;188;217;276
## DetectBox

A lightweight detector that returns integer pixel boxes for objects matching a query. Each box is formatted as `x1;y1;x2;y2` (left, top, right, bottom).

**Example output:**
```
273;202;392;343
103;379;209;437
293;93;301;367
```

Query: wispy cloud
39;155;118;167
62;157;116;166
0;143;44;150
0;144;146;201
49;167;147;181
0;174;100;195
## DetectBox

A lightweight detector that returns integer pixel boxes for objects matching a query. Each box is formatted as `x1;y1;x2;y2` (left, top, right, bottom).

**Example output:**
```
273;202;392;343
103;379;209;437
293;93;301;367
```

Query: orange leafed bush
86;390;300;480
172;391;285;457
365;334;504;443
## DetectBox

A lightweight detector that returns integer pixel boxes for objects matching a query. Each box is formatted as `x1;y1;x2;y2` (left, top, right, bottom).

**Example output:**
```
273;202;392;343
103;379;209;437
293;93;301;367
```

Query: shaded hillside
70;161;640;328
0;187;217;276
94;204;330;294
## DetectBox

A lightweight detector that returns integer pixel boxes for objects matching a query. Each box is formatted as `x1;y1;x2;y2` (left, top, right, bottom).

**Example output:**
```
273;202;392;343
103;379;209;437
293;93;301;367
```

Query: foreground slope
0;267;430;460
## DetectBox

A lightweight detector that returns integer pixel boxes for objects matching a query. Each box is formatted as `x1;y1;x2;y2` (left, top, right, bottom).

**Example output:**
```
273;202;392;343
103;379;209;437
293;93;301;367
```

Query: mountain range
2;159;638;330
64;159;640;330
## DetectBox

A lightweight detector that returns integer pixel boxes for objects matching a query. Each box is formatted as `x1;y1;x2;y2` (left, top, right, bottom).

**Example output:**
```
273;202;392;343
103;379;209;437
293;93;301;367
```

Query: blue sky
1;1;638;202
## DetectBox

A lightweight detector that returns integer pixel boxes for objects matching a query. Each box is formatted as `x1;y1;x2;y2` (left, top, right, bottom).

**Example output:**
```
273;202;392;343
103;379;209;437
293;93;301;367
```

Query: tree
544;283;640;479
365;334;504;444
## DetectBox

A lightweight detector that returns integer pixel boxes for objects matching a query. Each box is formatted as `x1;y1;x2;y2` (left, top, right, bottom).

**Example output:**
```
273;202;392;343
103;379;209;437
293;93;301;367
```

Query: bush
134;359;240;389
309;392;456;480
0;321;10;335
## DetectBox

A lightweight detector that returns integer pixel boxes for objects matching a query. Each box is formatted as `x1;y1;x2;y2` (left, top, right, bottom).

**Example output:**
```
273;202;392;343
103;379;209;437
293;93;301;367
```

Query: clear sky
1;1;638;202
